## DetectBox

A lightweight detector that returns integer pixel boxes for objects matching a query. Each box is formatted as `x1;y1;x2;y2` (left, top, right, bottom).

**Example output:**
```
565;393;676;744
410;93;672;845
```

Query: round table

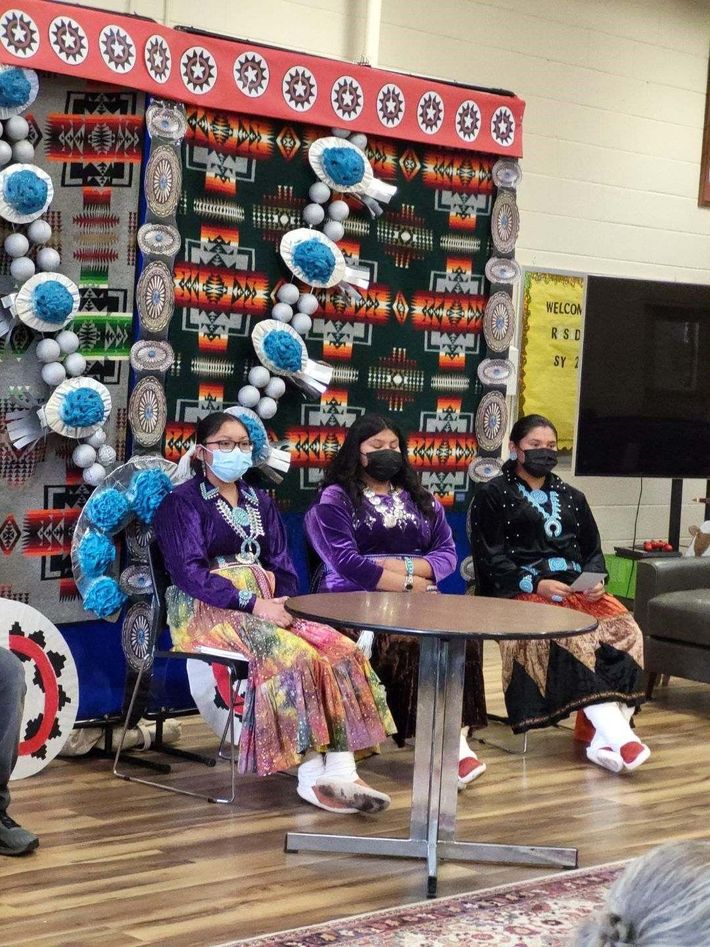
284;591;598;897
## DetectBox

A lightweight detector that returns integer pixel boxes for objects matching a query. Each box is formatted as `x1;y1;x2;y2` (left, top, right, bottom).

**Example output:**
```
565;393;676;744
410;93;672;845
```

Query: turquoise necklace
516;483;562;538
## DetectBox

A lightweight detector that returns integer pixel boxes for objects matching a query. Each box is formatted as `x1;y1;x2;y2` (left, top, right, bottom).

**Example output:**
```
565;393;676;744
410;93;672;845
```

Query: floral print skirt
165;561;396;775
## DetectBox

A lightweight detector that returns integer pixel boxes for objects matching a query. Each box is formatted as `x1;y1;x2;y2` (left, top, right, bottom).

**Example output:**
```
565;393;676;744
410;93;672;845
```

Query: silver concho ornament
121;601;154;672
475;390;508;451
483;292;515;353
491;191;520;255
145;145;181;219
146;103;187;142
128;376;168;448
136;261;175;335
119;564;153;597
137;223;181;259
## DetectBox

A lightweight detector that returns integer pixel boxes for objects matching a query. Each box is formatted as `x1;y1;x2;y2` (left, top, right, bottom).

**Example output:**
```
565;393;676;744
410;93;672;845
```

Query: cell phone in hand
570;572;606;592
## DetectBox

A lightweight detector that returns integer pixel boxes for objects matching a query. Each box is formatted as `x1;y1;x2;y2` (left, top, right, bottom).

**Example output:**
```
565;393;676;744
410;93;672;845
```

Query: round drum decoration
144;145;181;219
477;357;515;388
130;339;174;375
137;222;181;259
468;457;504;482
483;292;515;353
121;601;154;673
128;376;168;448
187;659;247;746
491;192;520;255
1;599;79;780
119;564;153;597
475;390;508;452
136;261;175;335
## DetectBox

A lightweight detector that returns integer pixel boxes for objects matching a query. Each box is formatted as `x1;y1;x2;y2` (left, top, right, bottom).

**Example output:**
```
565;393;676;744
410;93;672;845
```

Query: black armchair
634;558;710;697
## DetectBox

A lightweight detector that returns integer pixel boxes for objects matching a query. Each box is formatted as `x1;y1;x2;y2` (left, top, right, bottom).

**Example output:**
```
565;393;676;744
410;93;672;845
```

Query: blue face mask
207;448;253;483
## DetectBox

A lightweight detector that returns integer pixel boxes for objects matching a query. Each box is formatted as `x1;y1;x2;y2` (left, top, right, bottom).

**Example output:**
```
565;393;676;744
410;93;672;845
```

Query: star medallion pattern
234;51;269;97
455;100;481;143
377;83;405;128
490;105;515;147
417;91;444;135
180;46;217;95
49;16;87;65
282;65;317;112
331;75;363;121
0;9;39;58
144;34;171;83
99;24;136;74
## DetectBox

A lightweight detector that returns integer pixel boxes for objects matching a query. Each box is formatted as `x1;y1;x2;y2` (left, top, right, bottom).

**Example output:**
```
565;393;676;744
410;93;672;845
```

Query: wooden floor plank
3;644;710;945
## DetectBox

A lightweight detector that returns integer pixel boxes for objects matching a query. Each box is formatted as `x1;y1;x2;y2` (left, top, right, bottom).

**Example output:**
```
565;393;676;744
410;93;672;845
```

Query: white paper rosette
279;228;346;289
0;65;39;119
252;319;332;396
41;377;112;439
308;136;396;212
0;163;54;224
14;272;80;332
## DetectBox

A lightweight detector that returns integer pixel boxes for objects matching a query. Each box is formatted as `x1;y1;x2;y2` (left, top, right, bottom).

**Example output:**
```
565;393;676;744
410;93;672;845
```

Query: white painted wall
71;0;710;547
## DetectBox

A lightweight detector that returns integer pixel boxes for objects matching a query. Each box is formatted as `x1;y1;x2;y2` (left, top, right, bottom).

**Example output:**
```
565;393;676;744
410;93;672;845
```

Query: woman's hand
583;581;605;602
536;579;572;602
253;596;292;627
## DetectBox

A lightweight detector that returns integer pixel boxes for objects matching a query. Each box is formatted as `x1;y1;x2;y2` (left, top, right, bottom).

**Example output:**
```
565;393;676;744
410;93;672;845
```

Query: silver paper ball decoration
264;377;286;399
11;140;34;162
83;463;107;487
64;352;87;377
27;219;52;244
237;385;261;408
271;302;293;322
3;115;29;141
328;199;350;222
277;283;300;306
56;330;80;354
36;247;61;272
296;292;319;315
86;429;107;449
40;361;67;386
72;443;97;468
10;256;35;282
97;445;117;466
256;396;278;419
0;140;12;166
36;338;61;363
322;220;344;243
4;232;29;258
308;182;331;204
248;365;271;388
291;313;313;336
303;202;325;226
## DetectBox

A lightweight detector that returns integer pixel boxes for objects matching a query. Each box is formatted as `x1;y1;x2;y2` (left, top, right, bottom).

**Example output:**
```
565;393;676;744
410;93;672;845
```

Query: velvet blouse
153;473;299;613
468;461;606;599
305;483;457;592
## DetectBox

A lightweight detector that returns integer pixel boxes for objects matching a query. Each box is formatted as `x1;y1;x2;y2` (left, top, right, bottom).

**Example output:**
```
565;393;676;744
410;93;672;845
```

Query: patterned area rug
230;863;625;947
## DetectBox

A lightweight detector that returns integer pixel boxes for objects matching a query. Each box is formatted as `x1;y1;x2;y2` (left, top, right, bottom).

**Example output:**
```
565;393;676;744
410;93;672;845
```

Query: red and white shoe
586;744;624;773
458;754;487;790
620;741;651;772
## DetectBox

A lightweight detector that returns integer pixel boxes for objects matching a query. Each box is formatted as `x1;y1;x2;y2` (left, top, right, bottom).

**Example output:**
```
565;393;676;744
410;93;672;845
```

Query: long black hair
509;413;558;445
321;413;436;520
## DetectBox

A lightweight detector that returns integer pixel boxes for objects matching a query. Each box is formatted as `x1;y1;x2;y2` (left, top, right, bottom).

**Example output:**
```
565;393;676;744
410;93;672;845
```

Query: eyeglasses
204;438;253;454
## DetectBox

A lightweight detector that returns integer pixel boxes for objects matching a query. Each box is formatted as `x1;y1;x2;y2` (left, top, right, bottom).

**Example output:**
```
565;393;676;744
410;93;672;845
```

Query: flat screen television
575;275;710;478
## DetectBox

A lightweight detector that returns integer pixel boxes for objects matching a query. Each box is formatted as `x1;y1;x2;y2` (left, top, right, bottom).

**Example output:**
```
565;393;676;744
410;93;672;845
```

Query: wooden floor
3;644;710;947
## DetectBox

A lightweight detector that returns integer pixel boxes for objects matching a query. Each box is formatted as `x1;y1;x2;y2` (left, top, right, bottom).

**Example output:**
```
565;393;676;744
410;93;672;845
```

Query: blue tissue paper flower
77;530;116;578
33;281;74;324
3;169;48;215
237;413;267;458
85;487;130;533
59;388;105;428
263;330;303;372
0;68;31;107
322;147;365;187
292;239;335;284
84;576;127;618
128;468;173;524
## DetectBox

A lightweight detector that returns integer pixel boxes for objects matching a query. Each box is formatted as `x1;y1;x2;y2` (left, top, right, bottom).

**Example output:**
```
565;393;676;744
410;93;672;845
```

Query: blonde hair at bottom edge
573;840;710;947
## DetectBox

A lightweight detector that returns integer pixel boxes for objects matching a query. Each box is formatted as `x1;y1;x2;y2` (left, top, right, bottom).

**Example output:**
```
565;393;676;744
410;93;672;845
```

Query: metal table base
285;636;578;897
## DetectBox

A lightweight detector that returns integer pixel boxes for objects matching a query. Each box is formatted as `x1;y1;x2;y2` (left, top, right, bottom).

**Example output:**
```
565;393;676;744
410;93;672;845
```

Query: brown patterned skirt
500;592;645;733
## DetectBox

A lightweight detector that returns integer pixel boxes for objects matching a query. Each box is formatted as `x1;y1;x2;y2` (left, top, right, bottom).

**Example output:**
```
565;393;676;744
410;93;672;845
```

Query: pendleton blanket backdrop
165;109;495;512
0;2;524;719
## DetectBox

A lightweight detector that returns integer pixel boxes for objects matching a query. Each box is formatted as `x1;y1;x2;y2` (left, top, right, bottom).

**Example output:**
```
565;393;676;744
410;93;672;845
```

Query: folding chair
113;541;249;803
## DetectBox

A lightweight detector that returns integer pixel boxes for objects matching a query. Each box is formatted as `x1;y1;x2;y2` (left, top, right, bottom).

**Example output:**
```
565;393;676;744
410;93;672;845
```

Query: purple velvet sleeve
153;492;248;612
422;500;458;583
257;491;300;597
305;490;384;591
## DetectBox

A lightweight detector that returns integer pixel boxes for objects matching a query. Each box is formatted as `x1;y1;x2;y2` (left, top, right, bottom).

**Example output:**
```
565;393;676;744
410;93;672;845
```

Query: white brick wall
69;0;710;547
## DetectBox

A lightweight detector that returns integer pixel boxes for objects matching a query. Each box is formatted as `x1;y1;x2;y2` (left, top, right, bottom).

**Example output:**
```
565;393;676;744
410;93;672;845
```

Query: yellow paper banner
519;271;586;451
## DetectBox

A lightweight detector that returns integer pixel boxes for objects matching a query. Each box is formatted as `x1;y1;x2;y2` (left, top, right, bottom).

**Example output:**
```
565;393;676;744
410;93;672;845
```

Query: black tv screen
575;276;710;478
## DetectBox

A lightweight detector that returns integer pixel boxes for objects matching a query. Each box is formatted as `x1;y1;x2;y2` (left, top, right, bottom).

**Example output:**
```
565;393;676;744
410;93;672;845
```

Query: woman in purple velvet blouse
153;411;396;815
305;413;488;790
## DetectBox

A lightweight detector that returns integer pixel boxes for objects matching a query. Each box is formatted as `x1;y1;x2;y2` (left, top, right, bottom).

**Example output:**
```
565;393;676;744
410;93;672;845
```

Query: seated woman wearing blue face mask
469;414;650;774
153;410;396;814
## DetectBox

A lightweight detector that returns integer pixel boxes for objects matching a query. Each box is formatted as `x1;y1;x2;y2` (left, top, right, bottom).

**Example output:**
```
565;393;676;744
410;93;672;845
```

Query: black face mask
521;447;558;477
363;448;403;482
